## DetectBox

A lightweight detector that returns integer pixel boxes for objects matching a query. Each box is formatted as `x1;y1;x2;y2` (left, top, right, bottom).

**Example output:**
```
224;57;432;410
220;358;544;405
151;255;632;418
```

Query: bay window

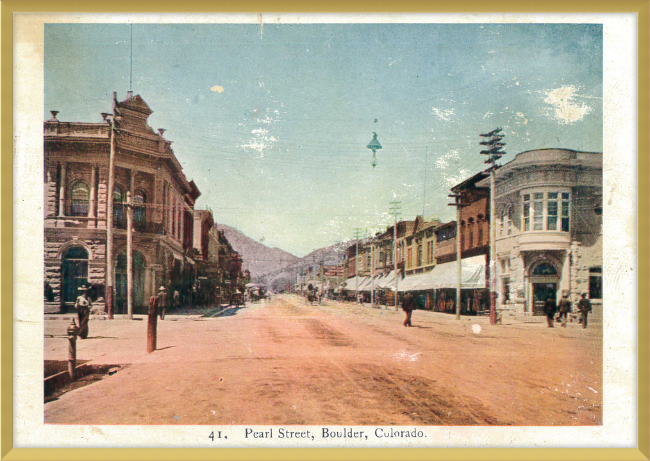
522;191;570;232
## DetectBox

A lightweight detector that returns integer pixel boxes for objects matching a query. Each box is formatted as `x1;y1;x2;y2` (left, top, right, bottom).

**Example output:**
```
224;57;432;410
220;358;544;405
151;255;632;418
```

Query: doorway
532;283;557;316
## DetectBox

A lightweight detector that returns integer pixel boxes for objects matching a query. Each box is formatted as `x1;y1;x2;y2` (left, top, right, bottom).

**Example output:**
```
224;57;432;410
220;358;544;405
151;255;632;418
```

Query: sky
45;22;602;257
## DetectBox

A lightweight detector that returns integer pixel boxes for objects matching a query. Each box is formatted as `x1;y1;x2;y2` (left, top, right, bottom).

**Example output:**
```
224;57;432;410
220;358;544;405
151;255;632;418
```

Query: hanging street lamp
366;132;382;168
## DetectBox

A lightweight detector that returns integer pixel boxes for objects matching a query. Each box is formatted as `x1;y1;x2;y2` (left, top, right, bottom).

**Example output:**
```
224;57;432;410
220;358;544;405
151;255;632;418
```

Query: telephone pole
448;193;469;320
126;190;134;320
389;200;401;310
480;128;506;326
104;92;121;319
353;228;362;302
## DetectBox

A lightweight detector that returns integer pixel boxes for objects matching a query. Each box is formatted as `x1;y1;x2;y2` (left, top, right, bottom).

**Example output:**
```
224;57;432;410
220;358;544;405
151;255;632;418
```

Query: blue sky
45;23;602;256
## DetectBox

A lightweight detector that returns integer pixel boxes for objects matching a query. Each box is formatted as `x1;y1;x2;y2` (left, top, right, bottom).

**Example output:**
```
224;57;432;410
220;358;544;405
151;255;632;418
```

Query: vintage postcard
11;10;639;452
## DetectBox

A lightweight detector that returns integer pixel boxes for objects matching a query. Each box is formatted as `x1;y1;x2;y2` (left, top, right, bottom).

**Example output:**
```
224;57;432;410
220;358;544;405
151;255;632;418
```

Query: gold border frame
3;1;648;460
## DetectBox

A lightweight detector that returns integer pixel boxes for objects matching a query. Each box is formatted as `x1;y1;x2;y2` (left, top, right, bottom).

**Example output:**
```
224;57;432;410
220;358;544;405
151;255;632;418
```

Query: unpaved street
45;295;602;425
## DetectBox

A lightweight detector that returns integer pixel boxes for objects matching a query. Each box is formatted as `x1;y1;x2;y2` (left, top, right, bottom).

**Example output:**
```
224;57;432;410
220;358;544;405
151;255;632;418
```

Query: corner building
44;92;200;314
477;148;603;317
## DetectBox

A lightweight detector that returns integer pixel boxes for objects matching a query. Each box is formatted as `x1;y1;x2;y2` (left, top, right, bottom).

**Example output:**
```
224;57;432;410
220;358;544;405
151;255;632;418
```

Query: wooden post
67;320;79;380
147;296;158;353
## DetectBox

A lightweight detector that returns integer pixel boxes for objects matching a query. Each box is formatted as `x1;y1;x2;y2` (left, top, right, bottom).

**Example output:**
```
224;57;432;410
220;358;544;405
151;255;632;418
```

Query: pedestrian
402;292;415;327
578;293;593;329
75;284;91;339
173;289;180;310
558;293;572;328
544;296;557;328
157;286;168;320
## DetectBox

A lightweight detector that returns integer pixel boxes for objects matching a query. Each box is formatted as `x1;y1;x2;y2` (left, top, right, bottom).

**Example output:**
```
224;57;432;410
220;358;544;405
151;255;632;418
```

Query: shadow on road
156;346;176;351
82;336;119;340
214;305;248;317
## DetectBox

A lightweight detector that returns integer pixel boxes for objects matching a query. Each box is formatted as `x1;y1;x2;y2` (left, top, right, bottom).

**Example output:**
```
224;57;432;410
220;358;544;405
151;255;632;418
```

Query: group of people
399;291;594;329
544;293;593;329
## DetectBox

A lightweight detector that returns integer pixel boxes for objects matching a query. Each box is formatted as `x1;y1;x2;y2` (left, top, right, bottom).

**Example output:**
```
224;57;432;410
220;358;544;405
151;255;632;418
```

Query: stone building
44;92;201;314
477;148;603;317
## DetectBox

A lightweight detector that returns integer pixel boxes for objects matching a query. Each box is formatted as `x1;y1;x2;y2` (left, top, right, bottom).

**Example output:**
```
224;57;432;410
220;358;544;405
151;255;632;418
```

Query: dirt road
44;295;602;425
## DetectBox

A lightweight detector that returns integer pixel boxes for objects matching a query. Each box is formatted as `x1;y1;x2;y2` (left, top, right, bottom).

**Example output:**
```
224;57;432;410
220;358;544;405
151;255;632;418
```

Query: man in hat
75;285;91;339
158;286;168;320
402;292;416;327
578;293;593;329
558;293;572;327
544;296;557;328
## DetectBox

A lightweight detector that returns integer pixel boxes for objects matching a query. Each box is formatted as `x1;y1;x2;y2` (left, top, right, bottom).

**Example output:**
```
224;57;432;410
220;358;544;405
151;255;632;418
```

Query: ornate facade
44;92;201;314
477;148;603;317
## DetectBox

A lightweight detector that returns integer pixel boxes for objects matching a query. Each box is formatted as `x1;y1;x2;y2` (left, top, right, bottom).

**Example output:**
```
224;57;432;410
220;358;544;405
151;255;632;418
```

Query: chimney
126;91;133;100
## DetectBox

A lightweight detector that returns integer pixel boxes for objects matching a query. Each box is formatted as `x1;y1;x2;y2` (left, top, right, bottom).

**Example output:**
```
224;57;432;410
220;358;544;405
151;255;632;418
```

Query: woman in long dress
75;285;91;339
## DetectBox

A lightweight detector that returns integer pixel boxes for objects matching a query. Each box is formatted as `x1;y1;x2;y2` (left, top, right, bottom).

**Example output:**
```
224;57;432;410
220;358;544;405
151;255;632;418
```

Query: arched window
499;209;507;237
113;186;126;229
134;189;147;232
62;246;88;303
532;262;557;276
70;181;89;216
468;218;475;249
507;206;514;235
477;215;484;245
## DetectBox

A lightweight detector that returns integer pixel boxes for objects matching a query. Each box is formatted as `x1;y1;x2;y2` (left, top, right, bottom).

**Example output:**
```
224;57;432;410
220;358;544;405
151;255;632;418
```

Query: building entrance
532;283;557;316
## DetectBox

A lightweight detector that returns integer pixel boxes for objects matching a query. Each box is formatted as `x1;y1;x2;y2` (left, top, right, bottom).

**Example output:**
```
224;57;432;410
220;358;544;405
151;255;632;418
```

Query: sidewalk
326;299;601;327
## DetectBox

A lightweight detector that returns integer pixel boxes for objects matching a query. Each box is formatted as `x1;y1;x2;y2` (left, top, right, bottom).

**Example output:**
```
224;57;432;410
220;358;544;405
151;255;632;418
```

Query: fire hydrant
67;320;79;380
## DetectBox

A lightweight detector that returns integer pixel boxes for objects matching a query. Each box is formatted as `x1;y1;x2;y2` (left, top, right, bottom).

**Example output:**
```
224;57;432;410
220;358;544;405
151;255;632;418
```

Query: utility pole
423;146;428;217
389;200;401;310
449;193;469;320
126;190;134;320
104;92;120;319
480;128;506;326
370;233;375;308
353;228;362;302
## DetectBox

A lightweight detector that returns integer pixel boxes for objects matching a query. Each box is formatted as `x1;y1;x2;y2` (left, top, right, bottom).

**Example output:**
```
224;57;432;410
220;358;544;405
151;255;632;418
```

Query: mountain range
215;224;349;292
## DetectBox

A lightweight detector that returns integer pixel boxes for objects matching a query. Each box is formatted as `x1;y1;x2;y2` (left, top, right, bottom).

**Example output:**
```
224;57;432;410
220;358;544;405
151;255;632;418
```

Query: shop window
589;267;602;299
70;181;89;216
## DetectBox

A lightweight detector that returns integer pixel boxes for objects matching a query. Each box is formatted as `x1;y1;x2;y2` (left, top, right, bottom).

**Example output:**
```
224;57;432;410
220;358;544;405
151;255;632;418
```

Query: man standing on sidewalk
402;292;415;327
558;293;572;327
578;293;593;329
75;285;91;339
544;296;557;328
158;286;168;320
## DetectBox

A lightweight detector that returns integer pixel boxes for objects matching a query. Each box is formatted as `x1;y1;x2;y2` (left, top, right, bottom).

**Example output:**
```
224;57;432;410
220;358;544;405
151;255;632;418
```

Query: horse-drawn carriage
230;292;244;307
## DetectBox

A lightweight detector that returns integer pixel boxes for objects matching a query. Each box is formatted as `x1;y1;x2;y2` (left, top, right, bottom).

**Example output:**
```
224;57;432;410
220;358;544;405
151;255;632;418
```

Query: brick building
44;92;201;314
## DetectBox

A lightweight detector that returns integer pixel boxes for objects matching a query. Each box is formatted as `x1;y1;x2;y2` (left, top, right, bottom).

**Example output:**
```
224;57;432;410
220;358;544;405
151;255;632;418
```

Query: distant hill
260;240;351;293
216;224;299;280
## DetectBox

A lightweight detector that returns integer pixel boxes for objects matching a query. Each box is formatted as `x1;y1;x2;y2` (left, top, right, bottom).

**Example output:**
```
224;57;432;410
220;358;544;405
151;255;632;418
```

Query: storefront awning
425;255;486;289
397;272;433;292
376;270;400;290
343;276;368;290
395;256;486;292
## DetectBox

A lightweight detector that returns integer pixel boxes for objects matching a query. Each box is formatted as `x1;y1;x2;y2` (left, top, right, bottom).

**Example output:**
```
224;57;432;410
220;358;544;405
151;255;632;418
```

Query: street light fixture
366;132;382;168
